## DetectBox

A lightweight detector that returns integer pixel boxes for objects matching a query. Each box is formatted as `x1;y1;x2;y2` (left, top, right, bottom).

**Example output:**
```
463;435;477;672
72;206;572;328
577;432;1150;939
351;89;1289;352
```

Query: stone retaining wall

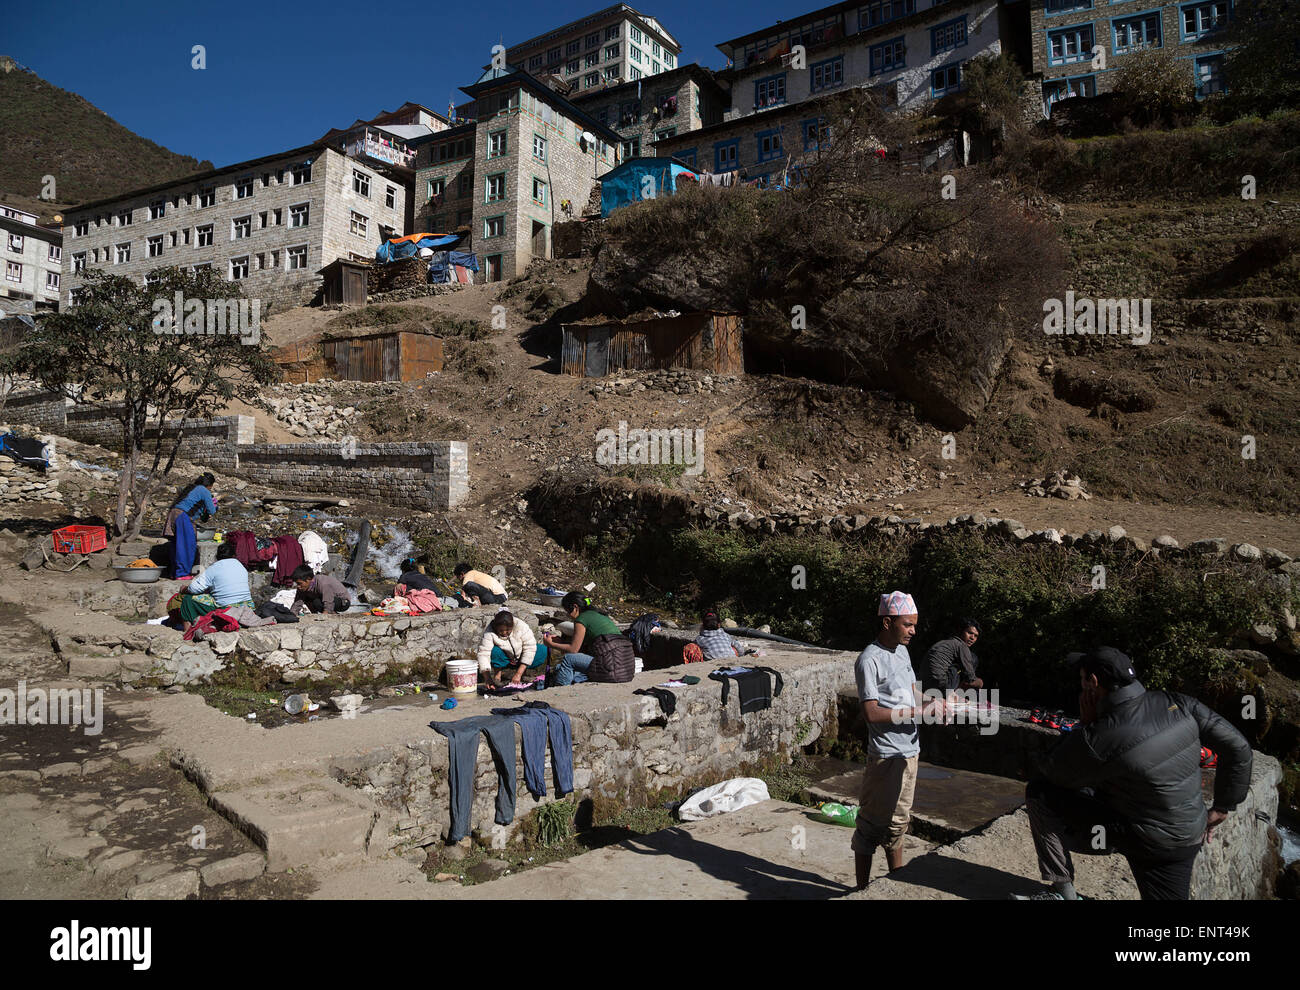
1;390;468;510
134;600;547;687
330;648;852;854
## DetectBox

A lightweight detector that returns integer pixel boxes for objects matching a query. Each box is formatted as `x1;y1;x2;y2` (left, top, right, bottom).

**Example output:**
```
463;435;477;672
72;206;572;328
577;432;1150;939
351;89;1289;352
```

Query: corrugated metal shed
322;331;444;382
560;312;743;377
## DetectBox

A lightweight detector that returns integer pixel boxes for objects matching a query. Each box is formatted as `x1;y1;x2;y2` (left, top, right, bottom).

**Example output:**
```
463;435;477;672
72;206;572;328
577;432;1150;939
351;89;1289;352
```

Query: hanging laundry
709;666;785;714
634;687;677;717
431;715;519;843
298;530;329;573
270;534;304;586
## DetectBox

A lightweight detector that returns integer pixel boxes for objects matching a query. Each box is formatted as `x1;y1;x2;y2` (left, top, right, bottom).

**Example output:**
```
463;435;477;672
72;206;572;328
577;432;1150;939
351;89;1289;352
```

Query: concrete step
802;758;1026;844
67;653;157;682
207;777;378;872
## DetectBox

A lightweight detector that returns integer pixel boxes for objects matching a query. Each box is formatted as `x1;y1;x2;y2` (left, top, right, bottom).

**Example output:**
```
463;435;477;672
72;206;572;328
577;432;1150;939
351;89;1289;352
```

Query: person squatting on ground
478;610;548;688
924;617;984;694
852;591;948;889
291;565;351;614
1014;646;1252;901
543;592;635;686
453;563;507;606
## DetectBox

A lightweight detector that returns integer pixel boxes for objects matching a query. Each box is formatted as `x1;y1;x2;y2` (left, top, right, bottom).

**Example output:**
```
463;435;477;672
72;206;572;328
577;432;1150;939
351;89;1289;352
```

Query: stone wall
0;429;61;506
137;601;547;687
530;475;1299;593
1;390;468;510
329;645;852;854
235;440;467;510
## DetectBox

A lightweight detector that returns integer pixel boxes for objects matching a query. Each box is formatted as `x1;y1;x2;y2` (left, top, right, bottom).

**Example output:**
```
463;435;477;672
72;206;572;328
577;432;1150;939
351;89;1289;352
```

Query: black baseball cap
1066;647;1137;684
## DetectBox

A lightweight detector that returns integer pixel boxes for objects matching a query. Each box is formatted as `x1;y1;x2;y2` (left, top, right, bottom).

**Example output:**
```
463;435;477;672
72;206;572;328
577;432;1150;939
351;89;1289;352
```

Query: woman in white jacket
477;611;549;687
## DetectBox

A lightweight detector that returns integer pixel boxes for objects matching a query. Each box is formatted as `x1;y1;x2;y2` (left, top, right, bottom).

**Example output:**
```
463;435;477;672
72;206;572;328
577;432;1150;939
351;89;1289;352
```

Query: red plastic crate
51;525;108;554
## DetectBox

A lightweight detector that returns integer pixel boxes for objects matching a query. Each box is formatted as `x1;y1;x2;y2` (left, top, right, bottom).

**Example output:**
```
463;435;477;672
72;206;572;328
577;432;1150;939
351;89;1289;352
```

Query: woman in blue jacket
165;472;217;580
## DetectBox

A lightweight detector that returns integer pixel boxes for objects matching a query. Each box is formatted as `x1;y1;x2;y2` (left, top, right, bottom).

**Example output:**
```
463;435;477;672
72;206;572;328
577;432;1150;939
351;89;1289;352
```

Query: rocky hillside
0;56;212;222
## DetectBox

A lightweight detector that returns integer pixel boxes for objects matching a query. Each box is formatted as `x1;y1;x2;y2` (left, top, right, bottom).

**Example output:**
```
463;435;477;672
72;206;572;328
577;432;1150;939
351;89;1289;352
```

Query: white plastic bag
677;777;770;822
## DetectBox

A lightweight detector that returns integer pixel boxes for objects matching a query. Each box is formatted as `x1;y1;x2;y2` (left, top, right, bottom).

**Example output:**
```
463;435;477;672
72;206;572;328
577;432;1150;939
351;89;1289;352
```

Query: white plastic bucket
446;659;478;695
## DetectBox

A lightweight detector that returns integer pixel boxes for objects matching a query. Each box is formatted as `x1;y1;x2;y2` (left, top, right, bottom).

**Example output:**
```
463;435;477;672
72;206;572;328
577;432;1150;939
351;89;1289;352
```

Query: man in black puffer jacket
1014;647;1252;901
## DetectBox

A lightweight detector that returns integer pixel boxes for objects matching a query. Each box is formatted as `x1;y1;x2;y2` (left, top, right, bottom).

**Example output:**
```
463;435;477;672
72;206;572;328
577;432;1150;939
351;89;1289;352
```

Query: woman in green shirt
543;592;635;685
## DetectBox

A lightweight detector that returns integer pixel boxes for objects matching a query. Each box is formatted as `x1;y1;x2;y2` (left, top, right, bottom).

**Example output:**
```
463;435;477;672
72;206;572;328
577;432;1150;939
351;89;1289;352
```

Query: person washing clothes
164;472;217;580
173;542;253;632
543;592;634;685
453;562;507;606
478;610;548;688
923;617;984;693
694;608;746;661
290;565;351;614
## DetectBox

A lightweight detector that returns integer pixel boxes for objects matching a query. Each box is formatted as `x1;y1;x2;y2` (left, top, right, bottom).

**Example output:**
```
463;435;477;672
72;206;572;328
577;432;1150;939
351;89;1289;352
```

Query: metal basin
115;565;163;584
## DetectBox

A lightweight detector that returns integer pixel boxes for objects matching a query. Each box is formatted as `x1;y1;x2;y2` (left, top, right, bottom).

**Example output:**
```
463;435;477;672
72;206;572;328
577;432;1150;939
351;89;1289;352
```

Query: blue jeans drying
430;715;518;842
552;652;594;686
491;703;574;799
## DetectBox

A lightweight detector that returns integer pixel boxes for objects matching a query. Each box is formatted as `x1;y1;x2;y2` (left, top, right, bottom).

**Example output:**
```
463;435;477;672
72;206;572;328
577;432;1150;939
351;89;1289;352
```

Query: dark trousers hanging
431;715;518;842
709;666;785;713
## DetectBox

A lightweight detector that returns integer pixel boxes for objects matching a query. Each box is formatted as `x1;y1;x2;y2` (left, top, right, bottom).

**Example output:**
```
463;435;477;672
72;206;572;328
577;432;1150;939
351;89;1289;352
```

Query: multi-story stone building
505;3;682;96
657;0;1012;180
0;204;62;315
60;144;407;311
412;66;621;283
571;63;728;163
1030;0;1234;115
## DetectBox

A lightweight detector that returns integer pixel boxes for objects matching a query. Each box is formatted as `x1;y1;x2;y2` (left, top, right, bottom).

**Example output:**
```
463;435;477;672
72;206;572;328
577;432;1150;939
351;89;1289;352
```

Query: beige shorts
850;754;918;854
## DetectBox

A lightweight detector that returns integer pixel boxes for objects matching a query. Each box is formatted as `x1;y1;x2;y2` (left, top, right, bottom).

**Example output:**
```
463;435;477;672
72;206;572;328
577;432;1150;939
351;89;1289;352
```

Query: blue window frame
714;139;739;172
1194;52;1226;96
1044;0;1092;14
1043;73;1096;114
931;63;962;97
1112;11;1163;54
756;129;783;162
858;0;915;31
931;16;968;55
811;56;844;92
1047;24;1094;65
1180;0;1231;41
869;37;906;75
677;147;697;167
754;74;786;108
801;118;829;150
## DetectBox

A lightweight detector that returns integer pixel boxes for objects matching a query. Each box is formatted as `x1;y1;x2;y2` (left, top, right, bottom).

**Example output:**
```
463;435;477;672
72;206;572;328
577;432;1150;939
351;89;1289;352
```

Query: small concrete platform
802;756;1026;842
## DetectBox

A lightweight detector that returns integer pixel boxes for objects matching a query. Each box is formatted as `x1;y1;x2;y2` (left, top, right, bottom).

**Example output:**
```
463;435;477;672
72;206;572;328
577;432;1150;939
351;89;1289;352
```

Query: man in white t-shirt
852;590;947;889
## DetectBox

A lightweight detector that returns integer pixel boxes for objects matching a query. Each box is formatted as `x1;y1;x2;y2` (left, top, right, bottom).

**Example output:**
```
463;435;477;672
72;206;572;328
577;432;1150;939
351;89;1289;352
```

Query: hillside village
0;0;1298;913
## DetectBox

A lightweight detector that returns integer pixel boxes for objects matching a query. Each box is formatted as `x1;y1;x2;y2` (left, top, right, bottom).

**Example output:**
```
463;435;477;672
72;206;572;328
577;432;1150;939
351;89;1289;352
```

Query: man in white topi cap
852;590;947;889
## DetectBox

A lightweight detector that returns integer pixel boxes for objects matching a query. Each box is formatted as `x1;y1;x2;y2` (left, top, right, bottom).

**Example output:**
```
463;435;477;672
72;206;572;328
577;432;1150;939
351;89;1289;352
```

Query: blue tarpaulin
599;157;700;218
428;251;480;284
375;233;460;264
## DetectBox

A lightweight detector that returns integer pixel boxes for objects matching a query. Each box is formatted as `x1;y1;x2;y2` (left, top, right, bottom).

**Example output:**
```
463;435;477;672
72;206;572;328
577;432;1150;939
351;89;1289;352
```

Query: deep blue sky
6;0;797;168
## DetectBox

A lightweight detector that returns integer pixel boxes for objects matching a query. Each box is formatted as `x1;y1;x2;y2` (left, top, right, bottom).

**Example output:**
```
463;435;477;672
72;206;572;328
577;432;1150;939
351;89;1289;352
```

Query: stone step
207;778;378;872
67;653;157;682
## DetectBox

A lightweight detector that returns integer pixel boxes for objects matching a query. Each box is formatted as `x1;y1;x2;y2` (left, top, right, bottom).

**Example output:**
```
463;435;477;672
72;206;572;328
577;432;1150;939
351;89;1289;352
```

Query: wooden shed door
344;268;366;306
585;328;609;377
